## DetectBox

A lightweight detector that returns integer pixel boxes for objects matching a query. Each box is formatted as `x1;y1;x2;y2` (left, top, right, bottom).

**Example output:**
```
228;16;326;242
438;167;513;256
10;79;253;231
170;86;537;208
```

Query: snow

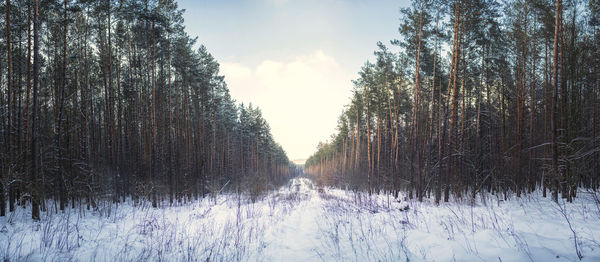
1;177;600;261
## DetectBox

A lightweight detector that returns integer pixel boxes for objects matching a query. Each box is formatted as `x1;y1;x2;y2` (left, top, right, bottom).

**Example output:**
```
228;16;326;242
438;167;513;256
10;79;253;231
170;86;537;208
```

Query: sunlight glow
222;50;353;162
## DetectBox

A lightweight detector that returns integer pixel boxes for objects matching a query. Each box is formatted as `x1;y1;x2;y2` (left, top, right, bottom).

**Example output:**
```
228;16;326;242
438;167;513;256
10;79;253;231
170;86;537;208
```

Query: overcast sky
177;0;411;162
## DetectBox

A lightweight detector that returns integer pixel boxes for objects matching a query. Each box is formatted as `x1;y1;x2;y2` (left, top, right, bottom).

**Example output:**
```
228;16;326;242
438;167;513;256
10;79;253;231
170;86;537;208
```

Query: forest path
261;177;325;262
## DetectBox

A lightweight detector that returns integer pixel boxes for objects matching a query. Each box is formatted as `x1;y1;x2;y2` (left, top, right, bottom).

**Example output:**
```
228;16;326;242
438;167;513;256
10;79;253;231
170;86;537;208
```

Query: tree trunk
551;0;561;203
412;6;424;201
2;0;11;217
448;0;461;201
31;0;40;221
529;14;537;193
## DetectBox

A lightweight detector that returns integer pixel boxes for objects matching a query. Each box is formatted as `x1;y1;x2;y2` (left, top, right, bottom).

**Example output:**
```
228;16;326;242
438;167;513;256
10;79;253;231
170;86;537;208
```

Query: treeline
306;0;599;203
0;0;291;220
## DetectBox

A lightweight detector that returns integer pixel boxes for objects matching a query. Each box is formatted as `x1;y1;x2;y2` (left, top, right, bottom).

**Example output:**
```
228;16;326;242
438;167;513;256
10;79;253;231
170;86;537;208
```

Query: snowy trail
262;178;324;262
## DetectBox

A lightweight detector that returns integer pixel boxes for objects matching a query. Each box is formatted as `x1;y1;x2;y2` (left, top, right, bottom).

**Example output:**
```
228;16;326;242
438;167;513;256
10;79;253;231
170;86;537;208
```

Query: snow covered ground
1;177;600;261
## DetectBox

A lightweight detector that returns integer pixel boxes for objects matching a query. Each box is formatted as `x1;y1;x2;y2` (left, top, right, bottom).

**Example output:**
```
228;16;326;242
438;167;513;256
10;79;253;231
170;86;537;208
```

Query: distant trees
0;0;291;220
306;0;600;202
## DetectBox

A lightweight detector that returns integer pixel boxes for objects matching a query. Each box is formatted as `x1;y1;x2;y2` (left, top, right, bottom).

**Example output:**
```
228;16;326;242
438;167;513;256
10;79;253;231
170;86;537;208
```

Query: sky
177;0;411;162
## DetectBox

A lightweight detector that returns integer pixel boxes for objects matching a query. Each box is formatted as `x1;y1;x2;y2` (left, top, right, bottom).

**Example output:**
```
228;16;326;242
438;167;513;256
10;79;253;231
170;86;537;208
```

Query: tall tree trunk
2;0;11;217
551;0;561;203
366;86;372;195
56;0;69;211
167;29;174;205
529;14;537;193
412;6;424;201
543;35;549;197
485;46;494;193
31;0;40;221
24;0;32;144
151;20;157;208
448;0;461;201
431;11;440;204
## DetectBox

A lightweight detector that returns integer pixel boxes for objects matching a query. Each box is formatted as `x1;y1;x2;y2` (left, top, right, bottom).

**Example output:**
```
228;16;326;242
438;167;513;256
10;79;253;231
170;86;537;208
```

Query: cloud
220;50;353;160
222;62;252;78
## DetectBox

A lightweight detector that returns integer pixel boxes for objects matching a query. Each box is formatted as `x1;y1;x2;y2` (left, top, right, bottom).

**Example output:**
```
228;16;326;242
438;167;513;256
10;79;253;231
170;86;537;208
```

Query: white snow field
1;177;600;261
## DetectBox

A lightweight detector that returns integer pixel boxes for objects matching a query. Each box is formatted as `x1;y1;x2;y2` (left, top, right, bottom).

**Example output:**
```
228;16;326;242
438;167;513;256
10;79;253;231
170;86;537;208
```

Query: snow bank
316;187;600;261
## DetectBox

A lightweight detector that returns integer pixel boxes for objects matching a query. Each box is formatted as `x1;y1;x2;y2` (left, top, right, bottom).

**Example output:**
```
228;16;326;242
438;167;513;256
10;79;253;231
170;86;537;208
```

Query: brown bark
2;0;11;217
412;6;424;201
24;0;32;143
448;0;461;201
366;85;372;194
529;14;537;192
31;0;40;221
431;11;440;204
551;0;561;202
